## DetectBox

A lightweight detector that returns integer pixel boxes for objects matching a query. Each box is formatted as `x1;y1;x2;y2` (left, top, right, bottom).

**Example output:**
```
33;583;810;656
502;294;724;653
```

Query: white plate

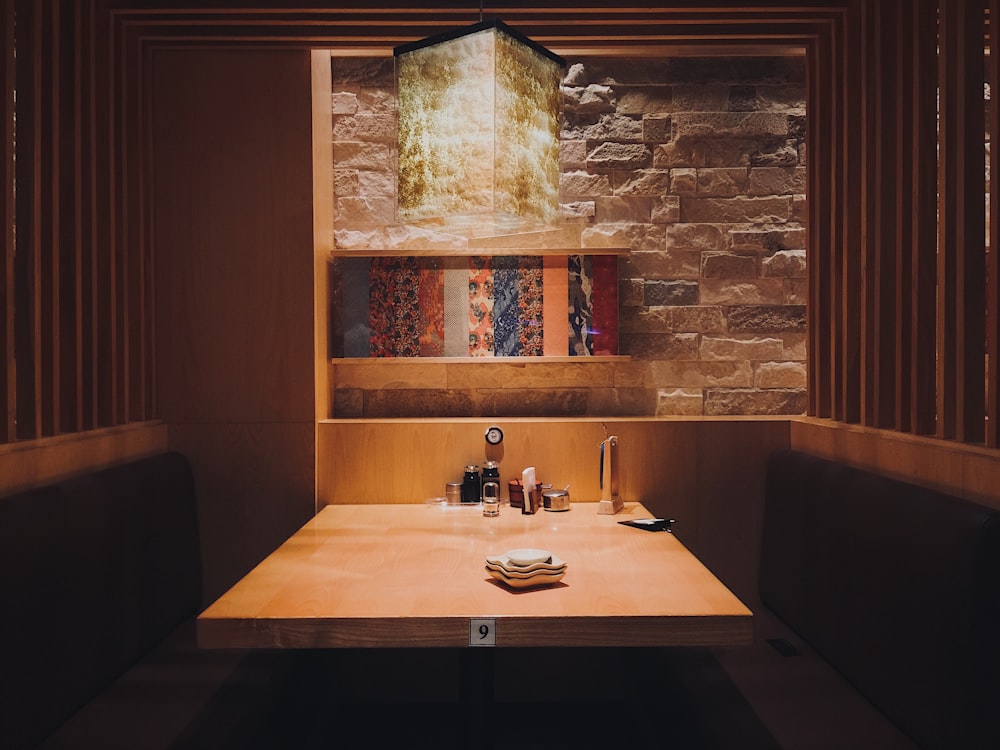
505;548;552;566
485;553;566;573
485;561;566;578
486;567;566;589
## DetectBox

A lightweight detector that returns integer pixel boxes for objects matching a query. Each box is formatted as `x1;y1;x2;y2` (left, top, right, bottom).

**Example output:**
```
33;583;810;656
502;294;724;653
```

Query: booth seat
0;452;307;750
734;449;1000;750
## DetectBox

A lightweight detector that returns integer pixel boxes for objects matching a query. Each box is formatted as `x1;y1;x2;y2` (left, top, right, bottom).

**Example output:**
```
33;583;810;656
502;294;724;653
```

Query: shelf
329;247;629;258
331;356;629;364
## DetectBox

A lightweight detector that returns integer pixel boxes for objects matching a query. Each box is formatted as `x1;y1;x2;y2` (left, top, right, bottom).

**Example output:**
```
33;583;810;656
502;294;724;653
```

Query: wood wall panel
149;48;318;595
150;48;315;425
169;422;315;603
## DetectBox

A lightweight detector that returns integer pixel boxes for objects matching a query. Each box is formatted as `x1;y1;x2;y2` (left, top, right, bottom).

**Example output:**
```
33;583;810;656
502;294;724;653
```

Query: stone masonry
329;55;808;418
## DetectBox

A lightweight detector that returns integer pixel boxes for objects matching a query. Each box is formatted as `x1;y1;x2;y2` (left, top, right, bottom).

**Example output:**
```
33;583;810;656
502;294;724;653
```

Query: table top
197;502;752;649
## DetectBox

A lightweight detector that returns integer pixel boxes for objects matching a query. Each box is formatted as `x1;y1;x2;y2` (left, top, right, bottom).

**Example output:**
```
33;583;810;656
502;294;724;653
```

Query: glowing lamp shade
394;20;564;228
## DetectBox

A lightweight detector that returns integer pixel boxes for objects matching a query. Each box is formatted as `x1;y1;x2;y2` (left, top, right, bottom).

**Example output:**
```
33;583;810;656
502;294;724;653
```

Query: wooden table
197;502;752;650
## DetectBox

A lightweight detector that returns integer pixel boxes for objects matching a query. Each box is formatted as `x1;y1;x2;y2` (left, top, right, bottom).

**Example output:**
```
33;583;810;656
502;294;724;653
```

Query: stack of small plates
485;548;567;589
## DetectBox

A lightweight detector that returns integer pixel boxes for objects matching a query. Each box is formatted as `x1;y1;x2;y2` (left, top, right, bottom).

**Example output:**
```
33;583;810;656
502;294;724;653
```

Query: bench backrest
0;452;201;750
760;449;1000;750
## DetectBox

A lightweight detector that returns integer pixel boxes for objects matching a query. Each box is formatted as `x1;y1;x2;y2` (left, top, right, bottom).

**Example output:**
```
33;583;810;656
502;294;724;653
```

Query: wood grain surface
198;502;752;649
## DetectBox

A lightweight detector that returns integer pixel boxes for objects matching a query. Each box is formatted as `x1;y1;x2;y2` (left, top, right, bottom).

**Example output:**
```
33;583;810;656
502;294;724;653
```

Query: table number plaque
470;618;496;646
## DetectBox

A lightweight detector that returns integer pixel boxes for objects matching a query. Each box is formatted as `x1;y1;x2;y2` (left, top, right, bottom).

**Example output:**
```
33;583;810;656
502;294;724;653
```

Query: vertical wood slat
807;27;835;418
861;0;901;428
893;0;914;432
990;0;1000;447
2;0;15;441
938;0;987;442
910;0;939;435
840;3;863;425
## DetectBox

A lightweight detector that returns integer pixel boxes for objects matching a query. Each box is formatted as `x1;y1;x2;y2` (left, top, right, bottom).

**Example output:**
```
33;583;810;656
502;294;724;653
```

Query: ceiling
106;2;851;57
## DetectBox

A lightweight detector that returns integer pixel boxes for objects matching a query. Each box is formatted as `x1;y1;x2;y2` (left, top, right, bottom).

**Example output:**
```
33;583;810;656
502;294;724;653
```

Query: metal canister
445;482;463;505
461;465;481;504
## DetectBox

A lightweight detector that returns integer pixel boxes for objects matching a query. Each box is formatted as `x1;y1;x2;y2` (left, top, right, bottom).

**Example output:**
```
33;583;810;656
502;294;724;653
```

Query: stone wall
329;54;808;418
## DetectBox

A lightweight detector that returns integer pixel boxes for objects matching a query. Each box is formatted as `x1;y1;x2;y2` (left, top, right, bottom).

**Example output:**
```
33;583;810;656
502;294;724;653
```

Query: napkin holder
597;434;624;515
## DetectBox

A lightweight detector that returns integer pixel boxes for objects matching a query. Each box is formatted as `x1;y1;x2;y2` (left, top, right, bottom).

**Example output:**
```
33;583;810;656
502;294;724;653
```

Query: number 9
479;624;490;639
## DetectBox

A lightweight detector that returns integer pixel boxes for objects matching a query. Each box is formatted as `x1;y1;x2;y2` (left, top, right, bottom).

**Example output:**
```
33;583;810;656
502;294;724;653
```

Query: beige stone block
334;141;391;170
595;196;653;223
729;226;807;254
588;142;652;170
704;388;806;416
562;83;616;115
754;85;807;115
784;278;808;305
671;305;726;333
336;197;395;224
701;335;785;361
656;388;704;416
792;194;808;222
561;140;589;170
333;113;396;142
782;333;808;361
673;112;789;139
670;168;698;195
700;278;786;305
357;89;395;116
331;91;359;115
618;305;672;334
642;114;672;142
333;169;359;198
647;360;753;388
561;171;613;200
671;84;730;112
358;170;394;199
333;227;382;250
701;252;756;279
561;201;596;221
681;196;793;223
697;168;749;197
621;332;699;359
761;249;806;277
755;361;807;388
619;277;645;307
617;86;673;116
615;169;671;196
748;166;807;196
582;223;665;251
651;196;681;224
652;140;707;169
625;249;699;279
668;223;726;251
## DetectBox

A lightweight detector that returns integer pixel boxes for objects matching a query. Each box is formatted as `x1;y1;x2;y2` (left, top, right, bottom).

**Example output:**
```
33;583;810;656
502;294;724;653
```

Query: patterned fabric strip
568;254;594;356
369;257;420;357
492;256;520;357
517;256;544;356
340;257;371;358
418;258;444;356
443;258;469;357
590;254;619;356
542;255;569;356
468;256;494;356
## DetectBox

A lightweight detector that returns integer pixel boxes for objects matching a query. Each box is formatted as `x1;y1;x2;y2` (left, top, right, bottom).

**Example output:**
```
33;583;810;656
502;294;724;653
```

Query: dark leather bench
0;452;207;749
759;449;1000;750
